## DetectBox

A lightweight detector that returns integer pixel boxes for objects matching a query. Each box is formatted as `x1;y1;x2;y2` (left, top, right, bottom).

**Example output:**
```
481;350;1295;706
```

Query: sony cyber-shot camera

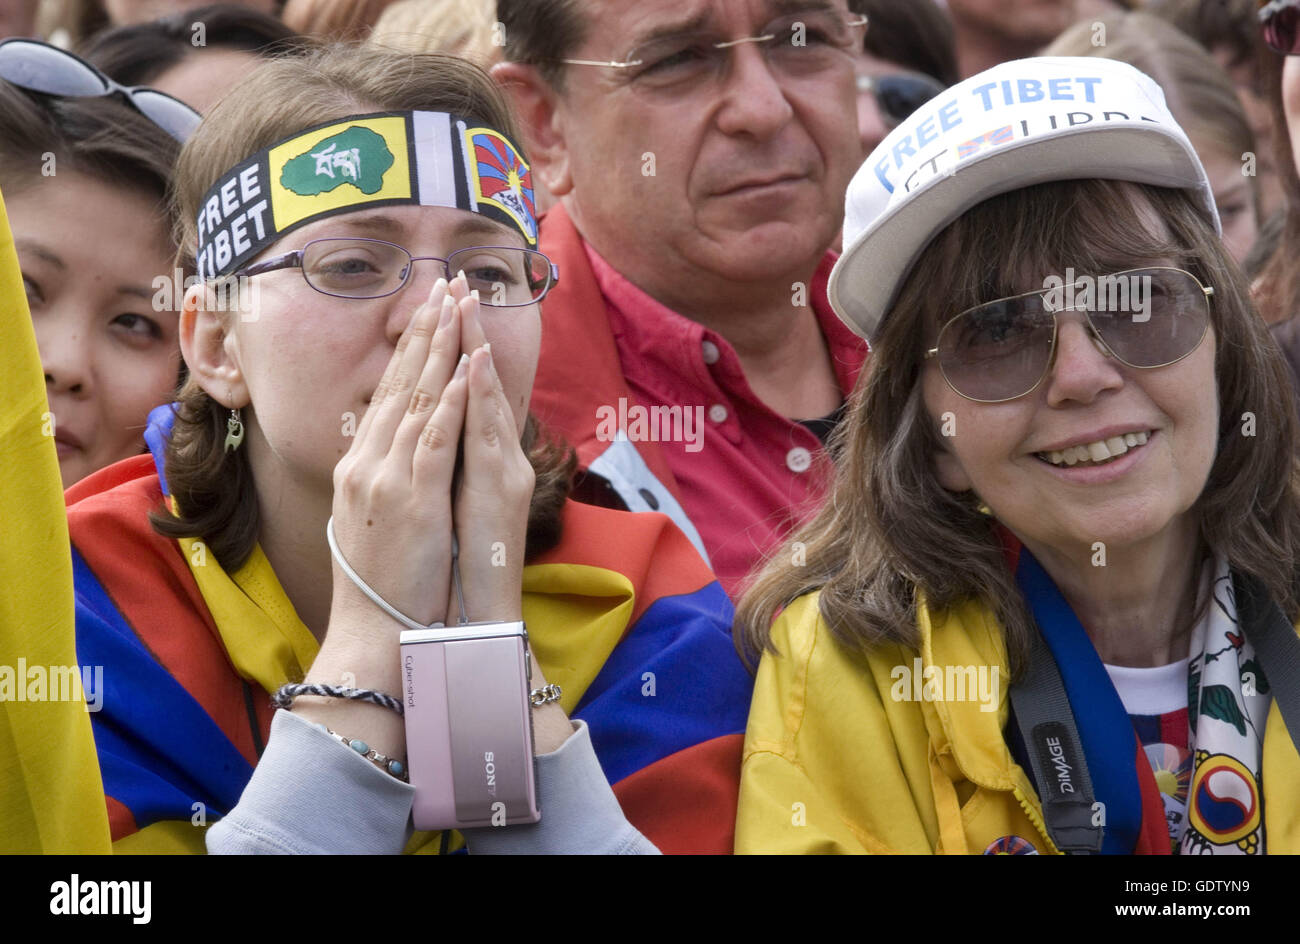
400;620;540;830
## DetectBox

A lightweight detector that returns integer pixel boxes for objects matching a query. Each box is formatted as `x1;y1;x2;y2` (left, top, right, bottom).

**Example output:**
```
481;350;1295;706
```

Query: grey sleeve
206;710;660;855
206;710;415;855
462;720;661;855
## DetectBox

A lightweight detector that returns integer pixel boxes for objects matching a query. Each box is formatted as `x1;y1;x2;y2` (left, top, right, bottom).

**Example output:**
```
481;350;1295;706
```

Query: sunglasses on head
856;71;946;127
923;267;1214;403
1261;0;1300;55
0;38;200;142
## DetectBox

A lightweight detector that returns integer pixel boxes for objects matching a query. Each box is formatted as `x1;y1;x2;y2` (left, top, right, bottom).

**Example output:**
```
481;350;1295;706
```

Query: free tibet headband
195;110;539;280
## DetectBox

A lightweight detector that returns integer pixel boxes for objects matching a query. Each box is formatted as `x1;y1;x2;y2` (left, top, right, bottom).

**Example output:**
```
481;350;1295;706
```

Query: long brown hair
736;178;1300;674
152;43;574;571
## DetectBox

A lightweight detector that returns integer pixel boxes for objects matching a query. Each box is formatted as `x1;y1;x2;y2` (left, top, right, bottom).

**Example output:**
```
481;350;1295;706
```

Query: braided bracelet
272;682;404;717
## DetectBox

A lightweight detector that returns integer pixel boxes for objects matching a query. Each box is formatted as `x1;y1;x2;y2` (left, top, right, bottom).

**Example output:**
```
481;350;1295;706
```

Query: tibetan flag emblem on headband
465;127;537;245
195;110;539;281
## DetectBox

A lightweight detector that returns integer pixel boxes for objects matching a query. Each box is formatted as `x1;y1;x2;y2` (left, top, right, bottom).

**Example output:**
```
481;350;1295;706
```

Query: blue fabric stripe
574;580;752;784
144;403;177;496
1014;549;1142;854
1130;713;1161;746
73;548;253;826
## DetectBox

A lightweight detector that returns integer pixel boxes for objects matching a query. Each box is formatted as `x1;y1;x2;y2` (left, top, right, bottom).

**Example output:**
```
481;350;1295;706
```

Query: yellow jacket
736;592;1300;854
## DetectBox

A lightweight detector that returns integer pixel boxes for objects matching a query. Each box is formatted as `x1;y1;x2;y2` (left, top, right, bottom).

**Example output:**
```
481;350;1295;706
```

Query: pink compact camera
400;621;540;830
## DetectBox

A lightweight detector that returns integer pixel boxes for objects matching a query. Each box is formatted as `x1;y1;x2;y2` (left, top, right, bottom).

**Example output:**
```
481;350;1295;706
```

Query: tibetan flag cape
0;189;112;853
66;412;752;853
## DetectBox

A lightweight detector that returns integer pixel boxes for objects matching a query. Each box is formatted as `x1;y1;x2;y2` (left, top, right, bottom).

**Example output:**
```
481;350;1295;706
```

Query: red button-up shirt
529;203;869;598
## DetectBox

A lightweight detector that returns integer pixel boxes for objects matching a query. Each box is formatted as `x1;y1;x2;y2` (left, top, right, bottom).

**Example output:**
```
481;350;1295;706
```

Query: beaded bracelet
318;726;409;782
272;682;404;717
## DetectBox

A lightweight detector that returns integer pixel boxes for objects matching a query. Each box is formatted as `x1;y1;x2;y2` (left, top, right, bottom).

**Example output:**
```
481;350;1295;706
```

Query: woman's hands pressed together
293;271;569;763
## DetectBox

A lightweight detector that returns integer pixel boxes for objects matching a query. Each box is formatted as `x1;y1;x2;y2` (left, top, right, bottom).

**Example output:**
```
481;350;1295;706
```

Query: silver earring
223;408;245;453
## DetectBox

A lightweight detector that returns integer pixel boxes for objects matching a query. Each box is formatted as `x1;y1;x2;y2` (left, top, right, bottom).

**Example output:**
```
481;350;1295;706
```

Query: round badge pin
983;835;1039;855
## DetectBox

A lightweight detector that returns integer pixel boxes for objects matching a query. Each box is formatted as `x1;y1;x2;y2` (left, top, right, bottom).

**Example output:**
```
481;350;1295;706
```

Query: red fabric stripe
612;733;743;855
105;794;137;843
1132;734;1172;855
1160;708;1190;750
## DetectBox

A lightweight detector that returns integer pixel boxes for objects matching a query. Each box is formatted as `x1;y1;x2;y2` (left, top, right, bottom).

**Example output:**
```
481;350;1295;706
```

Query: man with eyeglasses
493;0;869;598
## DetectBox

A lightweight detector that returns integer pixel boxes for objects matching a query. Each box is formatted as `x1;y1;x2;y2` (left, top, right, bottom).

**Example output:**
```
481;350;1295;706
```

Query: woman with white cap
735;56;1300;854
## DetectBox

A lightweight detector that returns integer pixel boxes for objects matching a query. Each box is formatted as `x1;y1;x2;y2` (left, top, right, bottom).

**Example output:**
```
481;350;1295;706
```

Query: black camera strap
1233;571;1300;749
1009;626;1103;854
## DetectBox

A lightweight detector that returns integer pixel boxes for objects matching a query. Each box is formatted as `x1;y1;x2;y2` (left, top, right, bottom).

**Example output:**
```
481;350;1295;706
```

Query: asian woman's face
11;172;180;487
192;205;542;492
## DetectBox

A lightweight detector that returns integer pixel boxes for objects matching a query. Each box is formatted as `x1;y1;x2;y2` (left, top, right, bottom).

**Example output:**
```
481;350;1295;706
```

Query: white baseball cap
828;56;1220;342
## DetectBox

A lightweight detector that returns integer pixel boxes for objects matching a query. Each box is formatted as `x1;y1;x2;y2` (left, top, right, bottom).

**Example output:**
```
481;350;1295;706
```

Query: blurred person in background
79;3;298;112
101;0;275;25
33;0;109;47
850;0;956;156
1;1;40;39
1147;0;1283;220
947;0;1079;77
1256;0;1300;411
281;0;395;42
370;0;498;64
1077;0;1140;16
1047;12;1261;266
0;39;192;486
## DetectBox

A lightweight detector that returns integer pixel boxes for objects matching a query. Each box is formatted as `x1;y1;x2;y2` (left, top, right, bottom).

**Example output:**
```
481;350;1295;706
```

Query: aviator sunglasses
1261;0;1300;55
923;267;1214;403
0;38;200;141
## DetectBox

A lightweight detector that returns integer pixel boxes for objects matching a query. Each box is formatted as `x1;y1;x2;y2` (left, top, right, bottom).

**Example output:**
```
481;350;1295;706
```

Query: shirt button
786;446;812;473
708;403;728;424
701;340;720;365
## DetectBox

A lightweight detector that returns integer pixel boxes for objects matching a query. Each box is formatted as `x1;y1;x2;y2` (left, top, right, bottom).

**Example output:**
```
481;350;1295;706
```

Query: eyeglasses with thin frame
856;71;946;128
558;9;868;96
923;267;1214;403
0;38;200;142
1260;0;1300;54
233;237;559;307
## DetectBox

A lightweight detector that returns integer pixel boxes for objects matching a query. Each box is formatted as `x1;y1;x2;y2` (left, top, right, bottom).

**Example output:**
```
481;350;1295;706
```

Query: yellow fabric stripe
180;537;320;694
521;562;634;713
0;190;112;853
113;820;210;854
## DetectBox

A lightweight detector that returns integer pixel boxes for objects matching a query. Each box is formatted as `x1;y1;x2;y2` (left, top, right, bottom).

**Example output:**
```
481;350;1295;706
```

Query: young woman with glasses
63;43;751;854
734;56;1300;855
0;39;198;487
